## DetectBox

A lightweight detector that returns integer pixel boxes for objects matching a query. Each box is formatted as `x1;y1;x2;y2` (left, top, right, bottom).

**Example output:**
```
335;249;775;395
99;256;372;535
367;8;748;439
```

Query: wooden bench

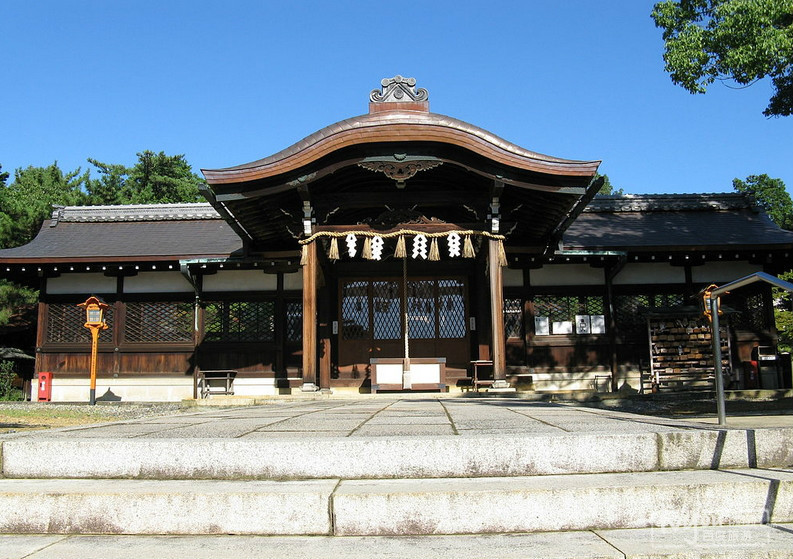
198;370;237;398
470;360;494;392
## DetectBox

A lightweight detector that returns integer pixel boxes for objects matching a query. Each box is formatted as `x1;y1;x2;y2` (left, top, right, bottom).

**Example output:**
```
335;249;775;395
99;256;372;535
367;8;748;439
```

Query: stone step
1;468;791;536
3;525;793;559
4;428;793;480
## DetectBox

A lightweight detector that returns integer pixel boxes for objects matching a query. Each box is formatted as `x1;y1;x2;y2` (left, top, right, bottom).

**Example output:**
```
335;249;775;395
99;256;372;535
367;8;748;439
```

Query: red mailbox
38;372;52;402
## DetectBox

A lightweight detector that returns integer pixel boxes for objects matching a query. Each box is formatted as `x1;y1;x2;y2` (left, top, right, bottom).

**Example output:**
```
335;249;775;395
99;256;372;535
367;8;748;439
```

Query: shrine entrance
337;276;470;380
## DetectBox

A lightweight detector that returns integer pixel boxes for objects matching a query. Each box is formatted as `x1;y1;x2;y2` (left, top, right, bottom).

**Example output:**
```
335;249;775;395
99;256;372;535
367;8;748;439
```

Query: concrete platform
1;525;793;559
1;468;791;535
2;397;793;553
3;398;793;479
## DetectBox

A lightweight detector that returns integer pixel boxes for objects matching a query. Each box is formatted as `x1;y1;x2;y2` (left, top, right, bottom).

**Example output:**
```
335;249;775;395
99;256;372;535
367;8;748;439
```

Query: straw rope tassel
300;244;309;266
328;237;339;261
429;237;440;261
463;235;475;258
498;239;508;267
394;235;406;258
362;236;372;260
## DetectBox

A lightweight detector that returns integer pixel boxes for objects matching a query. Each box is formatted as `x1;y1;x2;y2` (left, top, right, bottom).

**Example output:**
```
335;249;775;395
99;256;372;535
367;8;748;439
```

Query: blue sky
2;0;790;195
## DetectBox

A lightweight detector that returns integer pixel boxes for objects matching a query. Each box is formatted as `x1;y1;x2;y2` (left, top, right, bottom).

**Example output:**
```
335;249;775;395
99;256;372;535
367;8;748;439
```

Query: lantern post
78;296;109;405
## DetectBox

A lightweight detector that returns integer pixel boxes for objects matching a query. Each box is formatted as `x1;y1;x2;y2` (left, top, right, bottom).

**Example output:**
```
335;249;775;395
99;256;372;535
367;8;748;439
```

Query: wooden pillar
301;242;318;391
488;239;508;386
605;266;618;393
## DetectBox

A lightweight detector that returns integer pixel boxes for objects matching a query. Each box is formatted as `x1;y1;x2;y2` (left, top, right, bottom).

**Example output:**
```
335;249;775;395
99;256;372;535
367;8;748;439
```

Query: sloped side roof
564;194;793;251
0;204;243;263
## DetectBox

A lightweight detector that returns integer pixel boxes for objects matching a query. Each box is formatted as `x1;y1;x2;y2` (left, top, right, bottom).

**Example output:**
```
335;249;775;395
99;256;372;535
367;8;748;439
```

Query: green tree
85;158;128;205
774;270;793;352
88;151;204;204
733;174;793;230
596;174;625;196
652;0;793;117
0;163;89;249
0;164;9;188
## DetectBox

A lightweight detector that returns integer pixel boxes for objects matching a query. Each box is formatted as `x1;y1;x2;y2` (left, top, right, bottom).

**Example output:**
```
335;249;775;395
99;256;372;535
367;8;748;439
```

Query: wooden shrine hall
1;76;792;401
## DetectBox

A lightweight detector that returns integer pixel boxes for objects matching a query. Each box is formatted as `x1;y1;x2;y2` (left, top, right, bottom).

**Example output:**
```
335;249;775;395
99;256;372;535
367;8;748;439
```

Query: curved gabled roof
202;110;600;185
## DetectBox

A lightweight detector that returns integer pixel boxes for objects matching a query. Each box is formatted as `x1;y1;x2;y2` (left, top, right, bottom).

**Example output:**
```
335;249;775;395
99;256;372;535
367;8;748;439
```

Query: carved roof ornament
370;75;428;103
358;156;443;188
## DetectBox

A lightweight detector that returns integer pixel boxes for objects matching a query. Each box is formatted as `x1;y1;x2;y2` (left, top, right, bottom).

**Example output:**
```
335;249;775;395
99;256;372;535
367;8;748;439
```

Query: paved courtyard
6;396;791;441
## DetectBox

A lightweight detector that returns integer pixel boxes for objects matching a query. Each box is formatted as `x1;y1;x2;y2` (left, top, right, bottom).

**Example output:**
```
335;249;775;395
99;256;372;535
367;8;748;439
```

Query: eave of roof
201;110;601;185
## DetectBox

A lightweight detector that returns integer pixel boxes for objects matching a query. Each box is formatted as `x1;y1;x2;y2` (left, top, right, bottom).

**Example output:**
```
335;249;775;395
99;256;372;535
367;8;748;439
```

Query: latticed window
286;301;303;343
342;281;370;340
613;292;685;336
438;279;466;338
203;301;275;343
46;303;114;343
341;278;466;341
373;281;401;340
730;289;769;331
125;301;193;343
503;298;523;339
408;280;436;339
532;295;605;335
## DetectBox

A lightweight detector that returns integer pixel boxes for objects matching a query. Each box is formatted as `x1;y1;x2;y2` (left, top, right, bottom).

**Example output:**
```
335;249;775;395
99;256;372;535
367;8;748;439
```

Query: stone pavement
3;525;793;559
1;397;793;558
1;396;769;441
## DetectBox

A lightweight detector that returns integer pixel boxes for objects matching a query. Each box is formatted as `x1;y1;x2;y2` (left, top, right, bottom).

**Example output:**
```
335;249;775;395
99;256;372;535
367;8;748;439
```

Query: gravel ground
0;402;191;433
0;401;187;419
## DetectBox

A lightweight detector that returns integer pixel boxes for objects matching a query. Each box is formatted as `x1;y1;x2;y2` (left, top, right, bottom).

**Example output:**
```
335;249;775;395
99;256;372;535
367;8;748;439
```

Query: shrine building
1;76;792;402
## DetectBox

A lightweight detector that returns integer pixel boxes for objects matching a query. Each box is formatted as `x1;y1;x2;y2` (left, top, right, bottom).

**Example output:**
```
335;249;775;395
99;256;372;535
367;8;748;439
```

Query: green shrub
0;360;17;400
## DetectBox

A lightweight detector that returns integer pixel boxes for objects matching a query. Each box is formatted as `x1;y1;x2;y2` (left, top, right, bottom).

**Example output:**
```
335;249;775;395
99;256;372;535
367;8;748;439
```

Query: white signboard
590;315;606;334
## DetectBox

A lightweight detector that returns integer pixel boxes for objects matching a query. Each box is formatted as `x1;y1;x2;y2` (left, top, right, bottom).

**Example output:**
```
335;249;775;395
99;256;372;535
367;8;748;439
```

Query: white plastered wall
613;263;685;285
529;264;604;286
46;273;116;295
692;261;763;283
202;270;278;292
124;272;192;293
37;377;194;402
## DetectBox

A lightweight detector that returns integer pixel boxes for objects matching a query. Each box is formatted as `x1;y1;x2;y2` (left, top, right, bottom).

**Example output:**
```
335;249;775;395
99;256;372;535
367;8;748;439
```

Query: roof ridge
586;193;752;212
50;203;220;225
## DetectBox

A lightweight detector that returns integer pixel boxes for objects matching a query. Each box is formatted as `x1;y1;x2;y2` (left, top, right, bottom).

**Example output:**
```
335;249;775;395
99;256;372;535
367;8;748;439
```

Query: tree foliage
0;152;205;328
652;0;793;117
732;174;793;230
774;270;793;352
87;151;204;205
0;163;89;249
596;174;625;196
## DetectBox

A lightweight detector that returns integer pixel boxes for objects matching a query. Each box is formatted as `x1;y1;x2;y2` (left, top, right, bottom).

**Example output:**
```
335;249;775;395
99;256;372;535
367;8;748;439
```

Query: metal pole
710;297;727;426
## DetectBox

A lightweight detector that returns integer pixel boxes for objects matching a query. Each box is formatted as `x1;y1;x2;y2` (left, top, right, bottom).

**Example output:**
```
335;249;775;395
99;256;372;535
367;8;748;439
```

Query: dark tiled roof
565;194;793;250
0;204;242;262
2;193;791;264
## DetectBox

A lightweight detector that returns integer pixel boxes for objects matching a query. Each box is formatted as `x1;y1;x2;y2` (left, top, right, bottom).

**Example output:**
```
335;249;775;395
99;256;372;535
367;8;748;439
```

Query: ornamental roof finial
369;76;429;113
